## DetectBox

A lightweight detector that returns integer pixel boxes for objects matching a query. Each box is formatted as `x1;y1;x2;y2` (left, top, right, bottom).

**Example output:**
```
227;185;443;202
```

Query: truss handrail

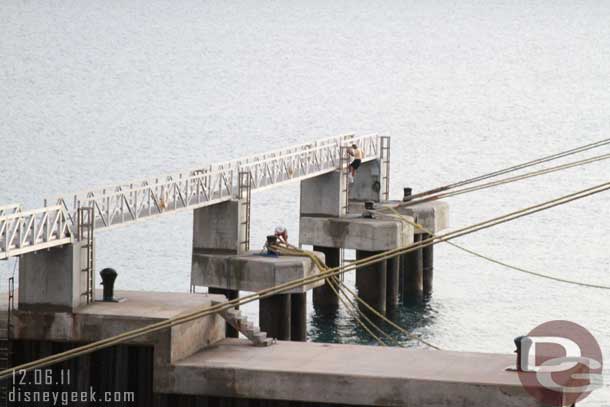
0;204;22;219
47;133;358;204
44;134;381;231
0;205;74;260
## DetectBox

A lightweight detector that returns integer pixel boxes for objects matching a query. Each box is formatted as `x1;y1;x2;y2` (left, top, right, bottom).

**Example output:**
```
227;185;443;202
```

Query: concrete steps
212;301;273;347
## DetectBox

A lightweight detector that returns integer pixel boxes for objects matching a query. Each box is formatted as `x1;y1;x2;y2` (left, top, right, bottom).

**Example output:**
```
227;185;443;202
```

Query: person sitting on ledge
274;225;288;244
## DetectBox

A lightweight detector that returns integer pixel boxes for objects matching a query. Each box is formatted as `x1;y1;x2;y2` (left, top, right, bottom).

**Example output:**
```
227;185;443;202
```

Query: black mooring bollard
100;268;117;302
514;336;533;372
403;187;413;202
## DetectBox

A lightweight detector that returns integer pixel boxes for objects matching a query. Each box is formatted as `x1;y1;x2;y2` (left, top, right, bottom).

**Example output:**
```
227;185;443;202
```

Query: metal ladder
0;277;15;407
380;136;391;201
238;171;252;253
339;146;351;215
77;207;95;304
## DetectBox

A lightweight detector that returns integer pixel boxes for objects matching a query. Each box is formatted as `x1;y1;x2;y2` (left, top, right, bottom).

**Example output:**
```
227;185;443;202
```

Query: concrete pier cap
349;199;450;235
299;214;414;252
192;251;325;294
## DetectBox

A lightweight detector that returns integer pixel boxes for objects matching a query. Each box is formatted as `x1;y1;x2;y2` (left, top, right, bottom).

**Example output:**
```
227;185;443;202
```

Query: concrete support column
385;257;399;309
350;160;382;202
192;199;246;254
259;294;291;341
290;293;307;342
208;288;239;338
300;172;346;217
402;234;423;303
355;250;387;315
422;233;434;296
19;241;89;312
312;246;340;309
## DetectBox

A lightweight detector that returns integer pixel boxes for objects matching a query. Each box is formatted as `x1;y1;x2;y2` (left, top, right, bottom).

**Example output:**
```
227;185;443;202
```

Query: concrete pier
192;251;324;294
18;241;91;312
290;293;308;342
7;290;225;393
300;215;413;252
312;246;340;309
259;294;292;341
355;250;387;314
345;200;448;303
402;233;424;303
385;256;400;308
422;233;434;295
168;339;553;407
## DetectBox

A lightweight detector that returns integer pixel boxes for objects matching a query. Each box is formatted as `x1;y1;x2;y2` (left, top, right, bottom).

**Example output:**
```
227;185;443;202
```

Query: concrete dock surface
170;338;545;406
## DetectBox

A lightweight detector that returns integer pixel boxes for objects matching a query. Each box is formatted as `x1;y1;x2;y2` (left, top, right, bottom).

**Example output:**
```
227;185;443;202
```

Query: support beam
290;293;307;342
312;246;340;309
355;250;387;315
208;287;239;338
259;294;291;341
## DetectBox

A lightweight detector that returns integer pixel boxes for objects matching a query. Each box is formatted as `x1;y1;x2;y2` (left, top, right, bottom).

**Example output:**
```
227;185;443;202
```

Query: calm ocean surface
1;1;609;404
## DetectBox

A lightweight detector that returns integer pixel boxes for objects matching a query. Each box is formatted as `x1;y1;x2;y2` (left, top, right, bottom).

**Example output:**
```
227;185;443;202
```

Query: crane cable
405;137;610;202
3;179;610;379
401;151;610;206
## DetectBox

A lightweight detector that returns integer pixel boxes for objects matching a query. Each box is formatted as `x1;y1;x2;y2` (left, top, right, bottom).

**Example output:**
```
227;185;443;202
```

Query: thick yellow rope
325;276;387;346
275;245;408;348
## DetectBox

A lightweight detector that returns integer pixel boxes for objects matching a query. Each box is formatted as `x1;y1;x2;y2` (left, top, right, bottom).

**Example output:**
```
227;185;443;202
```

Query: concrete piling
402;234;423;303
208;287;239;338
259;294;291;341
290;293;308;342
422;233;434;296
313;246;340;309
385;257;400;309
355;250;387;314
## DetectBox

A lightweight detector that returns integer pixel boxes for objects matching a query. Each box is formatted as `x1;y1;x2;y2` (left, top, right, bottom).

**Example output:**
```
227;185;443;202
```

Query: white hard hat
275;225;286;234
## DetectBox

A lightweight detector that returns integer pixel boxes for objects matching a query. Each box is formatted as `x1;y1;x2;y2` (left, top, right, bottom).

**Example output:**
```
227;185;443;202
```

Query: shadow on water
308;295;438;347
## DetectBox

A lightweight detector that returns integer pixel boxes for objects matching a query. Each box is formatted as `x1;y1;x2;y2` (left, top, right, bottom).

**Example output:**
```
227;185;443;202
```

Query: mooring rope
325;276;388;346
402;151;610;206
3;179;610;379
379;203;610;291
405;137;610;201
275;244;412;348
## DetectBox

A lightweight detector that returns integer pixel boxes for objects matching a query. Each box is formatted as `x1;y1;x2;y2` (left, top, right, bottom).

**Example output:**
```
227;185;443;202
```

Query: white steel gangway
0;134;388;260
